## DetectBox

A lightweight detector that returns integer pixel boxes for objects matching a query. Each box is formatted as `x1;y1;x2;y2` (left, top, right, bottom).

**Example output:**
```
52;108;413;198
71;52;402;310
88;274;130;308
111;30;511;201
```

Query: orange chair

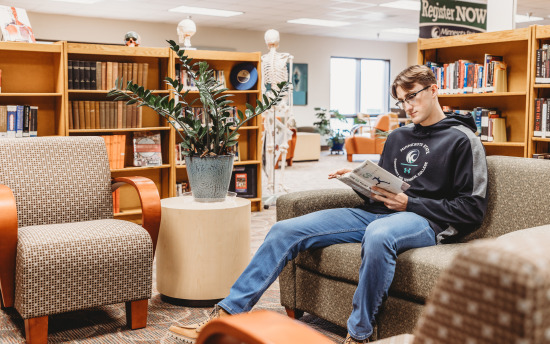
344;113;392;162
196;310;334;344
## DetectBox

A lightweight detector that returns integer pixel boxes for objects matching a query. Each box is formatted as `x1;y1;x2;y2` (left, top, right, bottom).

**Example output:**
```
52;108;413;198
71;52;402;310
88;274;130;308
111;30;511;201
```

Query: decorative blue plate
230;62;258;90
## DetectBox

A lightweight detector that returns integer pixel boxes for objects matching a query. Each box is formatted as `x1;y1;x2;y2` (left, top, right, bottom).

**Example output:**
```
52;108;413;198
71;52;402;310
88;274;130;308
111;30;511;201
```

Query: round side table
156;195;251;306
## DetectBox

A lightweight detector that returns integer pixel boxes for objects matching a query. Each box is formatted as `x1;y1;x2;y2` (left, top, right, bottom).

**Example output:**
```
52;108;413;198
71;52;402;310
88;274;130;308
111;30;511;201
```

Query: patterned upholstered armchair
0;137;161;344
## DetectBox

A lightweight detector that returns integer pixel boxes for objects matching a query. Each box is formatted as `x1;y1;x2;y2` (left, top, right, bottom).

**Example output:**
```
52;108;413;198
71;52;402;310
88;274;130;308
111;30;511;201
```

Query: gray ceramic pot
185;155;234;202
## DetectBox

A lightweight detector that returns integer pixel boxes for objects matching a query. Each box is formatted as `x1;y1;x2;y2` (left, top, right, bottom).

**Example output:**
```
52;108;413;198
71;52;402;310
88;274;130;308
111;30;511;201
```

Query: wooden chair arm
112;176;161;256
197;310;334;344
0;184;18;308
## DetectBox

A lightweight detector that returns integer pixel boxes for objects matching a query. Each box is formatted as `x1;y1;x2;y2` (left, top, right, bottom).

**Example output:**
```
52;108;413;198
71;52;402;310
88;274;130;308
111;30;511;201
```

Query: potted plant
108;40;288;202
327;128;349;153
313;107;348;153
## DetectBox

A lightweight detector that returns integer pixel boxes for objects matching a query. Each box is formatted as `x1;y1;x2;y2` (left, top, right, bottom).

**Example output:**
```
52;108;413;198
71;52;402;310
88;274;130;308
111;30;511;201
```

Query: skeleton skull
124;31;140;47
264;29;280;49
177;18;196;48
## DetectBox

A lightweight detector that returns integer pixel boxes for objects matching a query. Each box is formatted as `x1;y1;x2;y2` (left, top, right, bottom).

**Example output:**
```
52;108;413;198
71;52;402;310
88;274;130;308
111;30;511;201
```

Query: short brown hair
391;65;436;99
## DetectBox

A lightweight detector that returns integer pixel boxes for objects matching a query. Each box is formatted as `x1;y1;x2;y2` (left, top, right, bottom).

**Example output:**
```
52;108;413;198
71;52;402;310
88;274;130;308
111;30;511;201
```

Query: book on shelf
133;131;162;167
0;106;6;137
6;105;16;138
68;60;149;90
29;106;37;137
535;44;550;84
15;105;24;138
0;69;2;93
533;153;550;159
175;144;185;165
228;165;257;198
533;98;550;138
0;6;35;43
22;105;30;137
336;159;410;200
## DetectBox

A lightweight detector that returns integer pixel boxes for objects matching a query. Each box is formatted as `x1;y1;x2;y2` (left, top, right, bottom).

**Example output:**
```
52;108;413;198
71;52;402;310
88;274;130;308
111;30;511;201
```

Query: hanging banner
419;0;487;39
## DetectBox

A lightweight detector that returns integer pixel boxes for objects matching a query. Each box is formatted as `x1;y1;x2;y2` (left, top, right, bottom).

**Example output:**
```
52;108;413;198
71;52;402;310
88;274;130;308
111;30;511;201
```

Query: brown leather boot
343;333;370;344
168;305;231;343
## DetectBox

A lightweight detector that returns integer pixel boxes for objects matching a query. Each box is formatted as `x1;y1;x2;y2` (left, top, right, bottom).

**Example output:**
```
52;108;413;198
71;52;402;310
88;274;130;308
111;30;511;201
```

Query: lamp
177;17;197;50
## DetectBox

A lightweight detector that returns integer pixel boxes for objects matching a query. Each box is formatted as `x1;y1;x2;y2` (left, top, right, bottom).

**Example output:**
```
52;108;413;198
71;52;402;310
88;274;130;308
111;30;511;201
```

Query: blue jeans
218;208;436;340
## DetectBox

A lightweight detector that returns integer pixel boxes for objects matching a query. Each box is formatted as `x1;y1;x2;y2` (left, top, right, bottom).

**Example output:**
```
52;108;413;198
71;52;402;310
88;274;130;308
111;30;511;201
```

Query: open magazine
337;160;410;200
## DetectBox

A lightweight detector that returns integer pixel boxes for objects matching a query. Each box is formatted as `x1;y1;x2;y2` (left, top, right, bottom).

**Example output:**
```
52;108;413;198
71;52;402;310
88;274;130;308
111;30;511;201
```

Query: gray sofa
277;155;550;340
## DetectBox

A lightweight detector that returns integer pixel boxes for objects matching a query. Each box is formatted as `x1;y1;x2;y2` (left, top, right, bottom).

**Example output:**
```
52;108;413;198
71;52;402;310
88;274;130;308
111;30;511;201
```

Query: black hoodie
359;112;488;243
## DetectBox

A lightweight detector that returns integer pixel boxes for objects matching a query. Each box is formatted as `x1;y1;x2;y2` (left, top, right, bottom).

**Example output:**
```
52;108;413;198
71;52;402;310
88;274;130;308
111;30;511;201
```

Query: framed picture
228;164;257;198
291;63;308;106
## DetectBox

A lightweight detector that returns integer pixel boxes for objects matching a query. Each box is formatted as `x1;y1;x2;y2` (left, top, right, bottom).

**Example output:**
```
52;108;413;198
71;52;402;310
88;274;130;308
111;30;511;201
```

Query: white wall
28;12;410;127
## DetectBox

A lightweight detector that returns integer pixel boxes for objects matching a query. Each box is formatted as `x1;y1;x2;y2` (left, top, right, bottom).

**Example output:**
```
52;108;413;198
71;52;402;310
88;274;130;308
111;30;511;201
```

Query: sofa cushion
296;242;467;302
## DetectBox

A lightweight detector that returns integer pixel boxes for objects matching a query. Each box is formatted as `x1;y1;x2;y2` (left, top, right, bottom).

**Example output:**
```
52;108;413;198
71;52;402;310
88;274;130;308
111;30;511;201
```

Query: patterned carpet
0;152;373;343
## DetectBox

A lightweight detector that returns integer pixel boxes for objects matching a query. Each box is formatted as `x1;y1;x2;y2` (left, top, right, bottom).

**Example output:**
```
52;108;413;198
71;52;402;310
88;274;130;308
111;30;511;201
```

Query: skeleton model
261;29;295;208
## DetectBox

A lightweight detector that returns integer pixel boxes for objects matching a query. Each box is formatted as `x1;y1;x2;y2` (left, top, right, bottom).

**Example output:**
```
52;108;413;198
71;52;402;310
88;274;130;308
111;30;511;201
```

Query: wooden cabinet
528;25;550;157
0;41;65;137
418;28;532;157
171;49;263;211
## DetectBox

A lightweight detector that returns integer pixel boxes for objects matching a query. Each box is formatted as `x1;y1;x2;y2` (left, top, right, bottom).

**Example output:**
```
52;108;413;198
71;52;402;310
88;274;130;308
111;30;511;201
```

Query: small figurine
124;31;140;47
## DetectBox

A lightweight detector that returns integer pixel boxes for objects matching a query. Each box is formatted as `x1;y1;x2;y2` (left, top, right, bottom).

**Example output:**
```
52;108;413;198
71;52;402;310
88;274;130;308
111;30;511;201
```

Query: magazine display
133;132;162;167
337;160;410;200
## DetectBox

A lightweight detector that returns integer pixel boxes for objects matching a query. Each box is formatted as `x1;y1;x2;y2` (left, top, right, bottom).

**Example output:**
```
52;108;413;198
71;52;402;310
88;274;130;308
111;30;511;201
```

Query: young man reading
169;65;488;343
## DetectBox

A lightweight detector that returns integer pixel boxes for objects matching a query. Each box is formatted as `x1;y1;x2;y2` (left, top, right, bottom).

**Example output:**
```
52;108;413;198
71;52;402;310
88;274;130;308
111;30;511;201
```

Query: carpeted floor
0;152;375;343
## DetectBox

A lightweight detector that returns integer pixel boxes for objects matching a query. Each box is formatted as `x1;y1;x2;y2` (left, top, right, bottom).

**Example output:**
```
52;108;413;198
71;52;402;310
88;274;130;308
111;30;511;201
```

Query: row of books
175;63;226;91
533;153;550;159
444;106;505;142
68;60;149;90
0;105;38;138
533;98;550;138
426;54;507;94
100;134;126;170
535;44;550;84
69;100;143;130
0;69;2;93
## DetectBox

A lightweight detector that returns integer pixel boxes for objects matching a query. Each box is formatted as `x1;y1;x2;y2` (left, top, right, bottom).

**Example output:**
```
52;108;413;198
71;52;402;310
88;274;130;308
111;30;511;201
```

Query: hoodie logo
406;149;420;164
394;143;430;182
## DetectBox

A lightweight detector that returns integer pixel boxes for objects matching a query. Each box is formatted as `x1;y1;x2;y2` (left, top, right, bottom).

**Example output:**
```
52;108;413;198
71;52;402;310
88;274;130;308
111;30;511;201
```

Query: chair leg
24;316;48;344
285;307;304;319
126;299;148;329
347;154;353;162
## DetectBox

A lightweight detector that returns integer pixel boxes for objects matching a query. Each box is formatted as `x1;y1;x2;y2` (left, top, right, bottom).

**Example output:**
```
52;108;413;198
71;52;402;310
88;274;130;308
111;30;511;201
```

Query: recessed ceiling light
384;27;419;35
379;1;421;11
169;6;243;17
515;14;543;23
287;18;351;27
51;0;103;3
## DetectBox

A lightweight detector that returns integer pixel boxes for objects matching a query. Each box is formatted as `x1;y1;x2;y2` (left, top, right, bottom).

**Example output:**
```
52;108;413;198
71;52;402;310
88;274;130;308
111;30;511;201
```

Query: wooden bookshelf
170;49;264;211
418;27;532;157
64;42;173;220
528;25;550;157
0;41;66;136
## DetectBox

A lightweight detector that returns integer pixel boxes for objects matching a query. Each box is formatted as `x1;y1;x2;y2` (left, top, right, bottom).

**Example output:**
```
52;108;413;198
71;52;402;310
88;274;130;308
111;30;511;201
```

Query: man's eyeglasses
394;85;431;110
